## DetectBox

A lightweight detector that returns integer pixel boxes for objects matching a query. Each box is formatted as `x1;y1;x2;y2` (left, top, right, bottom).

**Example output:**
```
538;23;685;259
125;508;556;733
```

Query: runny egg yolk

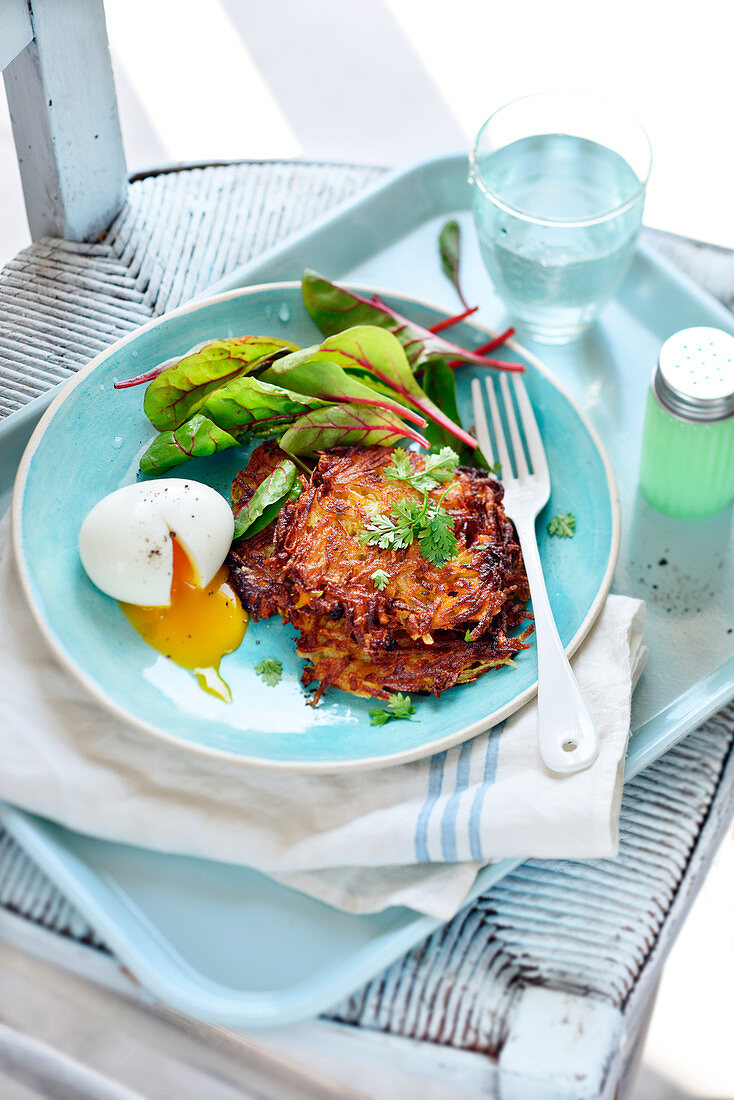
120;537;247;702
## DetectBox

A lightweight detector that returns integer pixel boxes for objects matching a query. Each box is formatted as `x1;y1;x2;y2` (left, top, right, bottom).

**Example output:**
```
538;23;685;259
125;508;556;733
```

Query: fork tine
499;374;529;479
484;377;513;479
512;376;549;480
471;378;495;466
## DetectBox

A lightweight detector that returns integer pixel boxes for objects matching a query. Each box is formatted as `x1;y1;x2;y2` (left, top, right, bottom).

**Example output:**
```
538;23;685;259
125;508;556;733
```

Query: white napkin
0;515;646;920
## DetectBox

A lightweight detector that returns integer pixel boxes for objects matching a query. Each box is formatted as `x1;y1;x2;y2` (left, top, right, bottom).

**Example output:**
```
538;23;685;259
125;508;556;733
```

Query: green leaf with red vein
422;359;463;450
202;374;325;433
301;270;522;373
278;404;428;456
260;346;427;429
143;336;297;431
311;326;477;450
139;414;239;476
439;220;469;310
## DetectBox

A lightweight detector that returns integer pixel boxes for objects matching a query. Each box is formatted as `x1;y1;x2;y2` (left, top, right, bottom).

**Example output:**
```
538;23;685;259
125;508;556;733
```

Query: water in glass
472;133;644;342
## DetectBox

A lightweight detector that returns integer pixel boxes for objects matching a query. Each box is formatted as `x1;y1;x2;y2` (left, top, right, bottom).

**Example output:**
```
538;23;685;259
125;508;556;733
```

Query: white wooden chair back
1;0;126;242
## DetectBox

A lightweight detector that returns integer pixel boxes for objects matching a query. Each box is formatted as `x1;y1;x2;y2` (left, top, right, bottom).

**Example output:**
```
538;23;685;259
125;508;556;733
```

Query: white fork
471;375;599;775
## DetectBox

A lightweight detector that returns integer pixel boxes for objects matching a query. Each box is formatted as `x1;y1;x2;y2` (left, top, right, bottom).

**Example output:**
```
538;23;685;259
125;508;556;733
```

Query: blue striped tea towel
0;517;645;919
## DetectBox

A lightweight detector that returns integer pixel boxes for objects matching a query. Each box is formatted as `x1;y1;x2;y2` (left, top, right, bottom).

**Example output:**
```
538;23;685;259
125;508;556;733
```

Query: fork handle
514;517;599;775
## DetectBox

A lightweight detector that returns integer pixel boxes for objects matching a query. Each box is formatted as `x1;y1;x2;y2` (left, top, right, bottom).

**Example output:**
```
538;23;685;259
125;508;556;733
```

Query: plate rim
12;280;621;772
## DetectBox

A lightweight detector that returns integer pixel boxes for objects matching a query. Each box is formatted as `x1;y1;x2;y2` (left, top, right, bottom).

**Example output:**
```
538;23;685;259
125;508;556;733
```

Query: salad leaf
243;484;302;538
439;220;469;309
144;336;296;432
260;348;427;428
233;457;301;539
421;361;494;468
279;404;429;457
302;270;522;374
308;326;477;450
421;359;465;451
202;375;325;433
139;414;239;476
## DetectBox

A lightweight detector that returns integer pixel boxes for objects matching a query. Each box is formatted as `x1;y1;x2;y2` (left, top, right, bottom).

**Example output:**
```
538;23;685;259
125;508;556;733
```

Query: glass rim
469;91;652;229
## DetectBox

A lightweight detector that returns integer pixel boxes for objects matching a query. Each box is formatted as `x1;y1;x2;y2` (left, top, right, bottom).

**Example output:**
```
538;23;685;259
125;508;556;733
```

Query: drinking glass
469;92;652;343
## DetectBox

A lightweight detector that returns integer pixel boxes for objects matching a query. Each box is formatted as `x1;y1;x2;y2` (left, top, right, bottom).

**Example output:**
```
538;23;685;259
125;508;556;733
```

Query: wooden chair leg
3;0;127;242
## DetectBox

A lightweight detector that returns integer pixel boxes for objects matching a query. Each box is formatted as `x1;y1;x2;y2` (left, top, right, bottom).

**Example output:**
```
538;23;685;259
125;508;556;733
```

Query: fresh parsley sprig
359;449;460;568
547;512;576;538
360;510;414;551
369;693;418;727
371;569;389;591
359;489;458;567
384;446;460;493
415;499;457;565
255;657;283;686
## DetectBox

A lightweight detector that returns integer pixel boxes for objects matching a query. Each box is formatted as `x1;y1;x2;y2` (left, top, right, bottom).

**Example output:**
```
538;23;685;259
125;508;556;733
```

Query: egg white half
78;479;234;606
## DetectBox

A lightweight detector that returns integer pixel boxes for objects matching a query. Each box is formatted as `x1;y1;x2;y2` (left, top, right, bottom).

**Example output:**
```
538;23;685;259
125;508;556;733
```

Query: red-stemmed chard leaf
421;360;464;451
428;305;478;334
114;365;168;390
302;270;523;373
139;414;239;476
439;220;470;310
260;348;427;429
142;336;297;431
446;326;516;370
202;375;326;433
309;326;478;450
279;404;428;457
114;343;216;390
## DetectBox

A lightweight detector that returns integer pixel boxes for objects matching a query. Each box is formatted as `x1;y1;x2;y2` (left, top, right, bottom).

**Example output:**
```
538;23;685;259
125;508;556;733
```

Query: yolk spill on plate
120;537;247;701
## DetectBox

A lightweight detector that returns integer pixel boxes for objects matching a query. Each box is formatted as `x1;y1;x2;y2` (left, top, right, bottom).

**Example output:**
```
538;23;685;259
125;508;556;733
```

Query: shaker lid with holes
652;326;734;423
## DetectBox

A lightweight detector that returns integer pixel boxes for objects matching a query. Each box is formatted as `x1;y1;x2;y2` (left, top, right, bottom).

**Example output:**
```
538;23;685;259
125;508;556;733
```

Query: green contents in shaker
639;327;734;519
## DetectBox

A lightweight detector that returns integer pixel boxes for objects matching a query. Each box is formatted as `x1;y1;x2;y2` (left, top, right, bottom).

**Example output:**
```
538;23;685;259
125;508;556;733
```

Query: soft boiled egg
79;480;247;701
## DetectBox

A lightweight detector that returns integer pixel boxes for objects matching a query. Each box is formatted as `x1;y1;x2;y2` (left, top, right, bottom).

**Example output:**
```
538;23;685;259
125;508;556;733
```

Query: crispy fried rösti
227;442;532;701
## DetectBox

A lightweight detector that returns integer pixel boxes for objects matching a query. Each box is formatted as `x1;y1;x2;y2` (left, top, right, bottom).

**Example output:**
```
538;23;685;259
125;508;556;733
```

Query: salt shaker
639;326;734;518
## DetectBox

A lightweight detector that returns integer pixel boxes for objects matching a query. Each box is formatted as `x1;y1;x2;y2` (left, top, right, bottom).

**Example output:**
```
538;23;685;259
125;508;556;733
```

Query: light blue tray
1;154;732;1027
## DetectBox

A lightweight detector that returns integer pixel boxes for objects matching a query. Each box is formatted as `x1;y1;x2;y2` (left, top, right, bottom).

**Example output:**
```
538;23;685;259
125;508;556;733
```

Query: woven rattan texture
0;160;384;417
329;707;734;1048
1;161;733;1055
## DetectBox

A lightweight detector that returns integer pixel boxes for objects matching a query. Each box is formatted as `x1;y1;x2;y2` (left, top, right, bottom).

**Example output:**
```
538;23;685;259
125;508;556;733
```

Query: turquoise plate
12;283;619;771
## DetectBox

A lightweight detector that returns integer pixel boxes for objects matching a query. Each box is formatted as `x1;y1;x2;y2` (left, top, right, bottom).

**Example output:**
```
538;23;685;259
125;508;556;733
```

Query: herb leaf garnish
417;504;457;566
255;657;283;687
359;492;458;568
547;512;576;538
384;446;459;492
360;451;461;567
369;692;418;726
371;569;389;591
359;510;414;551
